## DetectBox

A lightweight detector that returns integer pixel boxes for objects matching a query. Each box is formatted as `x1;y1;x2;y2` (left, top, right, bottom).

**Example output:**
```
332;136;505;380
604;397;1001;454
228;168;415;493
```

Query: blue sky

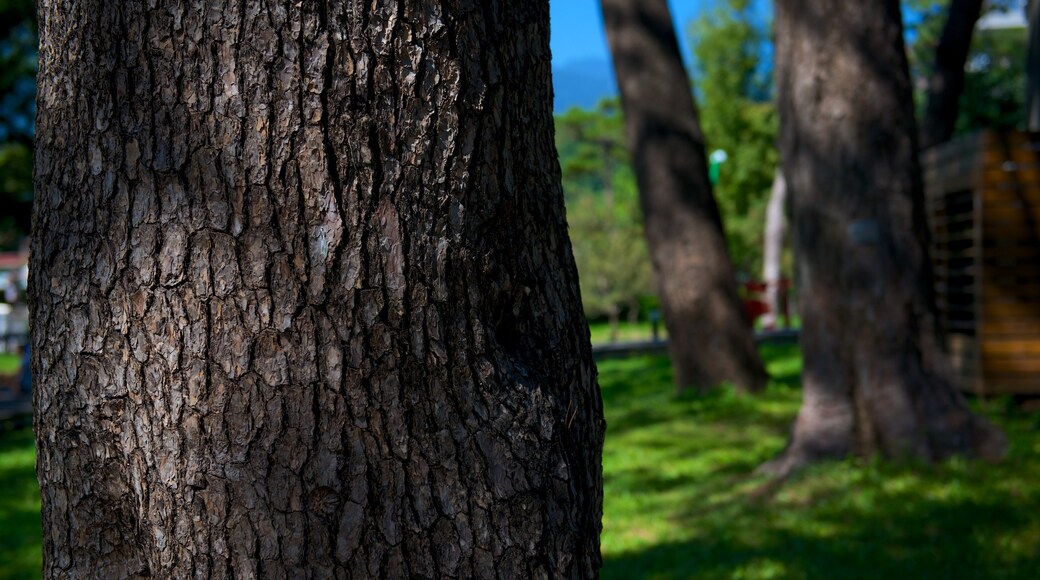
549;1;771;67
550;1;701;66
548;1;772;109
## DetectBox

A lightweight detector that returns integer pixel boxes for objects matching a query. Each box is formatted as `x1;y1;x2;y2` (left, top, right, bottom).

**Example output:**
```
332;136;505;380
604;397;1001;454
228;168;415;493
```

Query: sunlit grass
0;353;19;375
588;320;668;345
598;345;1040;579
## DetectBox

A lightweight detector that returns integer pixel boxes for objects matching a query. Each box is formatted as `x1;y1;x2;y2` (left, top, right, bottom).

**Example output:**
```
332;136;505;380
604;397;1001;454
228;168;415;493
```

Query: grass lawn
2;344;1039;578
598;345;1040;579
589;320;668;345
0;353;20;375
0;429;41;580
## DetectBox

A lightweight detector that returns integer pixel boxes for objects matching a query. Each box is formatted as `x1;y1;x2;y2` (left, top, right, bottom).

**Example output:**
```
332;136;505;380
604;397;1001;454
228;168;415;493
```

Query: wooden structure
924;131;1040;396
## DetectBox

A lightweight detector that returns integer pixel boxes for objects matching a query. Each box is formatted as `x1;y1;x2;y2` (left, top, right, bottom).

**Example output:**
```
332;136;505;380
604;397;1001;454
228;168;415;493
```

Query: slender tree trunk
1029;0;1040;130
769;0;1006;476
760;171;787;331
920;0;984;149
601;0;769;393
32;1;604;577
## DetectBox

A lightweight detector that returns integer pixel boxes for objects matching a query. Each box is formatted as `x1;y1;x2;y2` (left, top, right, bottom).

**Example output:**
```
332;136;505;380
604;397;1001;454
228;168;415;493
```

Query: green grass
2;344;1039;578
0;353;19;375
589;320;668;345
598;344;1040;579
0;429;40;580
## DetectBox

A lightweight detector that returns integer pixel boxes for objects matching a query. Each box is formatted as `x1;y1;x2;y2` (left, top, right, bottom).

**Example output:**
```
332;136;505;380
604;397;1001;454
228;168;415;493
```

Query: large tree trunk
760;171;787;331
919;0;984;149
601;0;768;393
31;1;604;577
1029;0;1040;130
770;0;1005;476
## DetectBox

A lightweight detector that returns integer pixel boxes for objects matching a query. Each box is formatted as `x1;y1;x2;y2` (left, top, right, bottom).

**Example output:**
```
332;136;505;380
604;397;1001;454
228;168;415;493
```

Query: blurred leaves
0;2;36;245
689;0;779;276
907;0;1027;133
557;100;655;324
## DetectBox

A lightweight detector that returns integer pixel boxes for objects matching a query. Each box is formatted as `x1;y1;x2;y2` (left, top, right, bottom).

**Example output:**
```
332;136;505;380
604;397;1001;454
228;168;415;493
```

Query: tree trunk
919;0;984;149
1029;0;1040;130
31;2;604;578
770;0;1006;476
760;171;787;331
601;0;769;394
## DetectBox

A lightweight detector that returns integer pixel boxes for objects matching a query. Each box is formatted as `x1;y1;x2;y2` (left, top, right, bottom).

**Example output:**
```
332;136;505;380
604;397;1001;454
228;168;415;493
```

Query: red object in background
741;279;791;329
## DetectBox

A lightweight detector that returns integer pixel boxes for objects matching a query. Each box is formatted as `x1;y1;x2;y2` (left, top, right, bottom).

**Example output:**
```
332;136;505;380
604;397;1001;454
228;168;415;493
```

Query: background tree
760;171;787;330
919;0;985;148
32;1;604;577
688;0;779;276
602;0;768;393
908;0;1027;141
0;0;35;248
770;0;1006;475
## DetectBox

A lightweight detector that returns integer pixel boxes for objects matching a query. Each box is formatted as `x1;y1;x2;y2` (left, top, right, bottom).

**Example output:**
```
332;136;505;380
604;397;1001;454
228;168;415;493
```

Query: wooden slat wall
925;131;1040;396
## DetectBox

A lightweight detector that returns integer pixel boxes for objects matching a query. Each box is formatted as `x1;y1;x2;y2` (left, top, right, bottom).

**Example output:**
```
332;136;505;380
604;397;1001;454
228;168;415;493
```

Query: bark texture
760;171;787;331
1029;0;1040;130
601;0;768;393
771;0;1006;476
32;1;604;578
919;0;984;149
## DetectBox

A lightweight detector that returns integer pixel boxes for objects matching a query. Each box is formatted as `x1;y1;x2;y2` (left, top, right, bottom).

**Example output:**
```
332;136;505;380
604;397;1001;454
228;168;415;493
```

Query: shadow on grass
0;428;42;580
603;490;1040;579
598;346;1040;579
599;343;803;439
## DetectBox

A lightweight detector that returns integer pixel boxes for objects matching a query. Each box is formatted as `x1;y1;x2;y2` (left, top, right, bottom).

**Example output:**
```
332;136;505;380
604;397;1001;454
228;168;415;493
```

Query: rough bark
31;1;604;578
770;0;1006;476
760;171;787;331
1029;0;1040;130
601;0;769;393
919;0;984;149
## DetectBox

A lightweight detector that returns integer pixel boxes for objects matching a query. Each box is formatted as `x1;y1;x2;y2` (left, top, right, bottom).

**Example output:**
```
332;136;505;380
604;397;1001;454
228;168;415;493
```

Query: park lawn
588;320;667;345
598;344;1040;579
0;429;41;580
1;344;1039;578
0;353;20;375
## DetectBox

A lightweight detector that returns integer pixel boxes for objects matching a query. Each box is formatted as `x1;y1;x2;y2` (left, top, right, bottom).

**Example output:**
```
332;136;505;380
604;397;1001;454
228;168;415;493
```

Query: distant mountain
552;57;618;112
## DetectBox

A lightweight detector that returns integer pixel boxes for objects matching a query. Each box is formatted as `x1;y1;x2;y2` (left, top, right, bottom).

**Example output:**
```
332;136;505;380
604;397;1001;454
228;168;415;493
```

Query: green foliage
557;100;655;323
957;25;1028;132
689;0;779;275
556;100;629;202
567;194;654;322
0;6;36;247
906;0;1027;134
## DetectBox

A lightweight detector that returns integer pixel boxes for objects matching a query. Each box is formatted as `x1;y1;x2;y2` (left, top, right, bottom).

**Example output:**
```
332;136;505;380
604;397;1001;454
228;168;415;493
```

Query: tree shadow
603;482;1040;579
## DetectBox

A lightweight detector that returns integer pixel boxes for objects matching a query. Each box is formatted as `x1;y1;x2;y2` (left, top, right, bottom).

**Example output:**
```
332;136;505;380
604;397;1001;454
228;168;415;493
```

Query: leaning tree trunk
32;1;604;578
1029;0;1040;130
601;0;769;393
919;0;984;149
770;0;1006;476
760;171;787;331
